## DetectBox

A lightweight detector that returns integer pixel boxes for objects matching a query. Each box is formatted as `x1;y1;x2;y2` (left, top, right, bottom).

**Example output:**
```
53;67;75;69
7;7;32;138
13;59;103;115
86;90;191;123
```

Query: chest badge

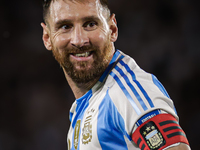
82;109;95;144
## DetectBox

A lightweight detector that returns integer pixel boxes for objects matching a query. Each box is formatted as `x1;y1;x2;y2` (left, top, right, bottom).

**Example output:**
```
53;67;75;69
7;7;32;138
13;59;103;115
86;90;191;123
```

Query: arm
167;143;191;150
132;114;190;150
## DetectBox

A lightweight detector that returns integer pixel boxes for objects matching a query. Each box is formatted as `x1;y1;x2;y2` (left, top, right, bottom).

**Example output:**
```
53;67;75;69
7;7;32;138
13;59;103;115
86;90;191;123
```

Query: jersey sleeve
106;53;189;149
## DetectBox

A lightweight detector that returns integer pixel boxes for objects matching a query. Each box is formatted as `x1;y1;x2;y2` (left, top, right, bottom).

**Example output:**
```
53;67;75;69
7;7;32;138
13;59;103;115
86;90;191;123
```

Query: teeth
75;52;90;57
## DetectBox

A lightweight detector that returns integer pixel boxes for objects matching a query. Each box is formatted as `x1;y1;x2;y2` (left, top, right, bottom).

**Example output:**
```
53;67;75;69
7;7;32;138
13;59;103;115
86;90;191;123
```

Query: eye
61;24;72;30
87;22;96;27
84;21;98;30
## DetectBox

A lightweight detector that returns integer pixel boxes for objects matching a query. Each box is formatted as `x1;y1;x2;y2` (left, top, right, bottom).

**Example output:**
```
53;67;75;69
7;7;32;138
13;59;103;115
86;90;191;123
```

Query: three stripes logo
159;119;187;140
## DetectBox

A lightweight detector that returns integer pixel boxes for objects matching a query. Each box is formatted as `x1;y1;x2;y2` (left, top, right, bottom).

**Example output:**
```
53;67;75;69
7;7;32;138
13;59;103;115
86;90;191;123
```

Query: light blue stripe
72;90;92;128
97;90;130;150
69;112;73;122
115;65;148;111
152;75;170;98
152;75;178;114
119;60;155;108
71;90;92;150
110;71;141;115
99;50;124;82
145;130;158;140
110;50;121;65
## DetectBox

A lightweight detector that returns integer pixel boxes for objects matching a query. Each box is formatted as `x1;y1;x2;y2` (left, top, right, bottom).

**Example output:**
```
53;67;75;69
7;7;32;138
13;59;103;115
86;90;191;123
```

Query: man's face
43;0;117;83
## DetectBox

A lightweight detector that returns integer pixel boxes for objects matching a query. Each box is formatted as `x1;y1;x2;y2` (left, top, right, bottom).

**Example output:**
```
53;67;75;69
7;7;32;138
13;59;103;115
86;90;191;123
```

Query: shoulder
102;50;178;130
106;51;177;117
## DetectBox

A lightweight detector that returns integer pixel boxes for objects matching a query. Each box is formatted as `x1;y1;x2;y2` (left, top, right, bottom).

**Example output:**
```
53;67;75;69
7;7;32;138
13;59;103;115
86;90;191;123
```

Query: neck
63;70;99;99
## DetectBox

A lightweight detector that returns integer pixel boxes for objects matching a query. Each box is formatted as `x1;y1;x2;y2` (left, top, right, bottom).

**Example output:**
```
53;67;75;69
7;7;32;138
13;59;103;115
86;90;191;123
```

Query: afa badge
82;115;92;144
140;121;166;150
82;108;95;145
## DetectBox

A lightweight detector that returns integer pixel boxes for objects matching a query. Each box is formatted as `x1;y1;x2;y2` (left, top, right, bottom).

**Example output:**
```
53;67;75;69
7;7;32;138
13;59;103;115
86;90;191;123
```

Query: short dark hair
42;0;110;24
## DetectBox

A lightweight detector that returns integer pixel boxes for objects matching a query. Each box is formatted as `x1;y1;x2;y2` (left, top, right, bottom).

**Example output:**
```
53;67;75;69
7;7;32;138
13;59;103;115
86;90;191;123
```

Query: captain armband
132;114;189;150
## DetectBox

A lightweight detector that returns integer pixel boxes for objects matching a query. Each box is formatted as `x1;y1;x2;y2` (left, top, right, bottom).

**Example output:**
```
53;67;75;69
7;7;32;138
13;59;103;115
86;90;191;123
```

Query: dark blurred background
0;0;199;149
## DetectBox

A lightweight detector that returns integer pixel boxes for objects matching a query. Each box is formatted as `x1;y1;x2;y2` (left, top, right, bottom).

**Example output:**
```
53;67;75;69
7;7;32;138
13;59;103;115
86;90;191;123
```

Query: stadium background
0;0;199;149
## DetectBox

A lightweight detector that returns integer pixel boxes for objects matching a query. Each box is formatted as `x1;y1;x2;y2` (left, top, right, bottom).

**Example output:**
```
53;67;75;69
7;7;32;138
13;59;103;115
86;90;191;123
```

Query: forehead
48;0;106;24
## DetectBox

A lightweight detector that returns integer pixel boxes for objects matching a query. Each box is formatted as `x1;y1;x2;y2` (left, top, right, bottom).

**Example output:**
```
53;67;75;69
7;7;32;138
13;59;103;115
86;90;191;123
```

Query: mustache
66;45;98;54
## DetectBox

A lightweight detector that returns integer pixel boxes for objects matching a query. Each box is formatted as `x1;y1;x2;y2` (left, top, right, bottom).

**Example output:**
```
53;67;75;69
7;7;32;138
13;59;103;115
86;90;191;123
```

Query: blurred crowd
0;0;199;149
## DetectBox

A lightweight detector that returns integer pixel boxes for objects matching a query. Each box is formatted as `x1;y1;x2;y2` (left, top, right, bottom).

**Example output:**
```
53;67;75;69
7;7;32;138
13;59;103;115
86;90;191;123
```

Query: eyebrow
54;19;71;29
54;16;101;28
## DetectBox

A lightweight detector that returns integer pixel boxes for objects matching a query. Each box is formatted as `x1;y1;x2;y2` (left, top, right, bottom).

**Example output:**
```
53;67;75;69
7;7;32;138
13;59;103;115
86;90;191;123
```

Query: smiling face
42;0;118;83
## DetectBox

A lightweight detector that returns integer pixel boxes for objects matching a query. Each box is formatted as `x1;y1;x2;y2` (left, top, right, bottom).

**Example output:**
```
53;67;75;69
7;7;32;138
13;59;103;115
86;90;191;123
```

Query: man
41;0;191;149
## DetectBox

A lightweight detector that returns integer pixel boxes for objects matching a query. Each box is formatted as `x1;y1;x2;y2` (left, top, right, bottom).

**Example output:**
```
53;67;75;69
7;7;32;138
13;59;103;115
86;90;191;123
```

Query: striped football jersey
67;50;179;150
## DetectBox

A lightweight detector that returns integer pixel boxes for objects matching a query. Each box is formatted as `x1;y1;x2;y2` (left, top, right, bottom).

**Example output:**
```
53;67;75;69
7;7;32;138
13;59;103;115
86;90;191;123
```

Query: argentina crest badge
140;121;166;150
82;109;95;145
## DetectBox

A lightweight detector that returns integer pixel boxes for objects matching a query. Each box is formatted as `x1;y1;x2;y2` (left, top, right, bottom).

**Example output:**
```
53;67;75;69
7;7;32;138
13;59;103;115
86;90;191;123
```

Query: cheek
91;29;110;48
53;34;70;50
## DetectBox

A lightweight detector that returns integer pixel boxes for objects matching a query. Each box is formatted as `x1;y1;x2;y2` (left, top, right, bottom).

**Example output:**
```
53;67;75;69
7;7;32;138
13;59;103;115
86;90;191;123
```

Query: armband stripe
141;144;146;150
137;137;142;146
163;126;182;132
167;131;186;138
137;137;148;150
159;120;178;126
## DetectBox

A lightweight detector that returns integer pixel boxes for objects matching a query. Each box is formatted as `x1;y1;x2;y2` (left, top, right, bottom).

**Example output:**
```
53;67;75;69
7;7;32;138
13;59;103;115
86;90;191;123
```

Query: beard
51;40;113;84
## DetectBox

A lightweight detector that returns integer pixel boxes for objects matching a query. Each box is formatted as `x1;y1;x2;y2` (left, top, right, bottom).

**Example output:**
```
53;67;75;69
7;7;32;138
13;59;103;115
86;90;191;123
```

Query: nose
70;26;89;48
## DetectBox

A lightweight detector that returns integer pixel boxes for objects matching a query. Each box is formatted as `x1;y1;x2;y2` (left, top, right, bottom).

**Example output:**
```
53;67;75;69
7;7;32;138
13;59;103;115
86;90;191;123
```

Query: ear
109;13;118;42
41;22;52;50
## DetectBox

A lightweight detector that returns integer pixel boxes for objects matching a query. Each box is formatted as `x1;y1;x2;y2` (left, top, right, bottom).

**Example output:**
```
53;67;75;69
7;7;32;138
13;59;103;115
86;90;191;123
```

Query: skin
167;143;191;150
41;0;191;149
41;0;118;99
